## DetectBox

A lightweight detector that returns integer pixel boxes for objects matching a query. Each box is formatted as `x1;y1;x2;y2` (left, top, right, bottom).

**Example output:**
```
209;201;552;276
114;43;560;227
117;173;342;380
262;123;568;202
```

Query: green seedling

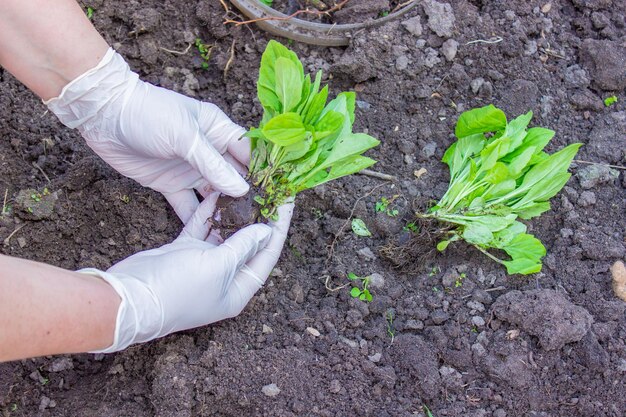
259;0;273;5
347;272;373;302
403;221;419;233
604;95;618;107
86;6;94;19
454;272;466;288
421;105;581;275
195;38;213;70
375;195;399;217
423;405;435;417
351;218;372;237
428;265;441;276
246;40;380;218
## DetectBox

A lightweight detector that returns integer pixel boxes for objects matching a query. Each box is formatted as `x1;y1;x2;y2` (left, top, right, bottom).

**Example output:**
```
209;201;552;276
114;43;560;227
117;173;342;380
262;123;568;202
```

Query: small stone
48;357;74;373
16;237;26;248
367;273;385;289
431;309;449;324
471;316;486;327
39;396;55;411
577;165;619;189
262;324;273;334
368;352;382;363
339;336;359;348
289;282;305;303
306;327;321;337
423;0;456;38
423;48;441;68
470;78;485;94
356;100;371;110
504;10;516;20
401;16;423;37
396;55;410;71
262;383;281;397
421;142;437;159
467;301;485;312
441;39;458;61
404;319;424;330
357;247;376;261
329;379;342;393
494;409;507;417
471;343;486;357
472;289;493;305
577;191;596;207
93;353;105;361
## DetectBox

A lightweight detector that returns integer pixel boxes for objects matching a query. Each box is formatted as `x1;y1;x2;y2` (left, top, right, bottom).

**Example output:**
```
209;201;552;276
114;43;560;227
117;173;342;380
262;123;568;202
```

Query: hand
81;194;294;353
45;48;249;223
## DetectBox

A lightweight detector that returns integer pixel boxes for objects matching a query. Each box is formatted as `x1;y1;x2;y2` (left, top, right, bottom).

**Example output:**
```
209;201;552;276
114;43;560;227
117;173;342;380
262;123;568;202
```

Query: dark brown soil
2;1;626;416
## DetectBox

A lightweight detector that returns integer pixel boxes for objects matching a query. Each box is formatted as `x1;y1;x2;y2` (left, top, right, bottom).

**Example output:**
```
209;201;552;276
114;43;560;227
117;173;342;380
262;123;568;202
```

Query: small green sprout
428;265;441;276
375;195;399;217
455;272;466;288
310;207;324;219
380;10;390;17
259;0;273;5
423;405;435;417
347;272;373;302
10;404;17;412
27;207;33;214
86;6;94;19
604;95;618;107
403;221;419;233
120;195;130;204
195;38;213;70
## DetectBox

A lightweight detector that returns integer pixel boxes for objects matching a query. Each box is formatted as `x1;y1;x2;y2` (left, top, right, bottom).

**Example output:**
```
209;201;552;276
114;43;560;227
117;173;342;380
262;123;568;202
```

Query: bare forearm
0;0;109;100
0;254;119;361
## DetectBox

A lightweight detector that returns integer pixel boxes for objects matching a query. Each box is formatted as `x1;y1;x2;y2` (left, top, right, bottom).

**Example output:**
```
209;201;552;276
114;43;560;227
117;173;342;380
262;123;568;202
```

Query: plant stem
472;244;505;264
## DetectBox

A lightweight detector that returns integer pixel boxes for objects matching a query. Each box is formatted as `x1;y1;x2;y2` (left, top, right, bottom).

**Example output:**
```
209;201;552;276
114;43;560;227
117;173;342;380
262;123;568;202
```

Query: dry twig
159;43;192;55
224;39;237;78
573;159;626;170
357;169;397;181
3;224;26;247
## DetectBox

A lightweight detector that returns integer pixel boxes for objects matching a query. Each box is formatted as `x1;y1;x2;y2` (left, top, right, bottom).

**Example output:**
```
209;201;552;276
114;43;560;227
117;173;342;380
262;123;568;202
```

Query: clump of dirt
379;216;448;269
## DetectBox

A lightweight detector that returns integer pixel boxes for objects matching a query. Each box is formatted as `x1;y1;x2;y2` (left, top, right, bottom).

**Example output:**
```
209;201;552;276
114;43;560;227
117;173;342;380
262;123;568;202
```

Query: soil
1;0;625;416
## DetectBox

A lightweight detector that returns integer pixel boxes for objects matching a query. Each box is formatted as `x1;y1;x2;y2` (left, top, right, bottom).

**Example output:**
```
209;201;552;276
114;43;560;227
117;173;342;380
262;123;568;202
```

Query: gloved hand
45;47;249;223
80;194;294;353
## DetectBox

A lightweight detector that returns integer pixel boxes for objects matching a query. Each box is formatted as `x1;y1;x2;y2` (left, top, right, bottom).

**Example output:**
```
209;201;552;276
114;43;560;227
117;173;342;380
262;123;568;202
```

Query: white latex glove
45;47;249;223
80;194;294;353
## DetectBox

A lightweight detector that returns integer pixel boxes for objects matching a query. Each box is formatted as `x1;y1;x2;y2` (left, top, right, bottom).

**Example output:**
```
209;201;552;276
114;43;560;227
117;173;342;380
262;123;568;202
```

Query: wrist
78;268;163;353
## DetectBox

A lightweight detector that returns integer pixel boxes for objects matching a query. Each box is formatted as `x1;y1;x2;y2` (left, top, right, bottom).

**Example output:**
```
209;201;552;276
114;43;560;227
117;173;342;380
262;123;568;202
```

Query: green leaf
462;224;493;245
507;146;536;178
504;111;533;151
479;137;510;172
514;172;571;208
437;240;451;251
350;287;362;298
484;162;509;184
503;257;542;275
502;233;546;264
455;104;507;138
483;179;516;200
314;110;344;139
258;40;303;113
347;272;359;280
491;221;527;248
362;289;373;302
303;85;329;126
518;143;581;191
262;112;306;146
281;135;313;162
351;218;372;237
302;155;376;190
274;57;303;113
516;201;551;220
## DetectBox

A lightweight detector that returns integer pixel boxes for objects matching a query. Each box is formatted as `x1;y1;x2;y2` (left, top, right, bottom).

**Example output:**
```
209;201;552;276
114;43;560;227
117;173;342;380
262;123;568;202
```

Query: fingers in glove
223;152;248;176
198;102;246;154
228;203;295;302
214;224;272;289
180;192;220;240
185;133;249;198
163;189;200;224
227;136;251;168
